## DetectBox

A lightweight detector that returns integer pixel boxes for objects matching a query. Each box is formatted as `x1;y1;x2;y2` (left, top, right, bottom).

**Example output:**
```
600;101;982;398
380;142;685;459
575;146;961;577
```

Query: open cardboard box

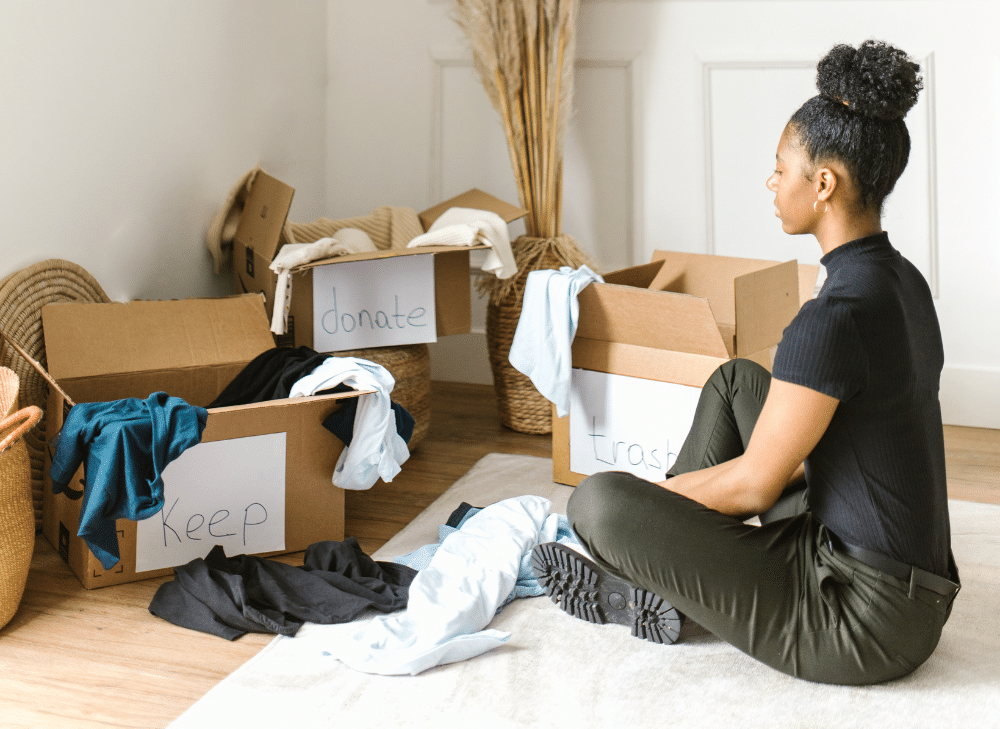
40;294;365;589
552;250;820;486
232;170;527;351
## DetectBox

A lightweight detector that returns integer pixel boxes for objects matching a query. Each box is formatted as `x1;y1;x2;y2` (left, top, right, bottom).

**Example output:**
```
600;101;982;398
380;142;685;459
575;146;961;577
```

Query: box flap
576;283;730;359
647;250;792;327
733;259;800;357
233;170;295;264
43;295;276;381
293;242;490;270
601;260;664;290
418;189;528;232
572;338;728;387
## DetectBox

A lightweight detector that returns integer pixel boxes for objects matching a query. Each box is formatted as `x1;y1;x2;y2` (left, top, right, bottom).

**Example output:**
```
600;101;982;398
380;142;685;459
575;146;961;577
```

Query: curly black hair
787;40;923;213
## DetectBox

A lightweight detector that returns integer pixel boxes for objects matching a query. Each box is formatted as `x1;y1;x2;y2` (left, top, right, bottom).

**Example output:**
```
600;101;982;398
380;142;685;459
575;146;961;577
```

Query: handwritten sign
312;254;437;351
569;368;701;482
135;432;287;572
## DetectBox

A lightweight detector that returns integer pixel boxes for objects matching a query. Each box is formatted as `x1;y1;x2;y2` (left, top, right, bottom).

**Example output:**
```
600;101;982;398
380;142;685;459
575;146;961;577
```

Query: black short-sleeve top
771;233;951;577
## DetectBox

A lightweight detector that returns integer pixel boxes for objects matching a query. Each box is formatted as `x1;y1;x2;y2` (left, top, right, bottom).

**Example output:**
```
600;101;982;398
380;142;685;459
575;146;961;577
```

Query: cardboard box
552;250;820;486
40;294;364;589
232;170;527;351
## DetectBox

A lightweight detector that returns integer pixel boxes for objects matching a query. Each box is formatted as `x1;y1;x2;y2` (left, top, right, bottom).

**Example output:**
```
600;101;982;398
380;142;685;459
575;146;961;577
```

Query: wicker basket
0;367;42;630
0;260;111;531
485;298;555;435
331;344;431;450
481;234;596;435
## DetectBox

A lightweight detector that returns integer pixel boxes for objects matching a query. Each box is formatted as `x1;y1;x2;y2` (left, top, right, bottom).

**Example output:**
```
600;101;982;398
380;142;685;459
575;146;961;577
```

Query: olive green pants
568;359;959;685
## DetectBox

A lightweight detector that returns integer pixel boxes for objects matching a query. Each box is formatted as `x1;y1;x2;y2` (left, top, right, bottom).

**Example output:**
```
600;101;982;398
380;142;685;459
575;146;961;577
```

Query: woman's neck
814;209;883;256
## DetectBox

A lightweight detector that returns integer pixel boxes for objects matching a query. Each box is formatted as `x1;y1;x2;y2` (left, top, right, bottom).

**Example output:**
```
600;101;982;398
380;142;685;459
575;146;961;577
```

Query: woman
532;40;960;685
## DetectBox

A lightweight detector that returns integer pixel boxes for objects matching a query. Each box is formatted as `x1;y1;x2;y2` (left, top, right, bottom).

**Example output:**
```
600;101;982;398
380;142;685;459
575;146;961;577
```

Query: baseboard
940;365;1000;429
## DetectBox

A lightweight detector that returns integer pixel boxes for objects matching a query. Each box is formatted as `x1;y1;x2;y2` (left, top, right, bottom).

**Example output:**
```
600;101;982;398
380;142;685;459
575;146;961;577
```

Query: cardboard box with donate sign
233;171;527;352
40;294;364;589
553;250;819;487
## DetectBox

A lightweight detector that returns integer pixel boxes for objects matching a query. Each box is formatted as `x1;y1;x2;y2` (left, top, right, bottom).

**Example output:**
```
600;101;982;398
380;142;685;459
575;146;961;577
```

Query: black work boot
531;542;684;645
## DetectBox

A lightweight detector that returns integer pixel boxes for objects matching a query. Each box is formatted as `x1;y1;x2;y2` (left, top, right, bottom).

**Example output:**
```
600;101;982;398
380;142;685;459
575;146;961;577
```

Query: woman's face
765;127;818;236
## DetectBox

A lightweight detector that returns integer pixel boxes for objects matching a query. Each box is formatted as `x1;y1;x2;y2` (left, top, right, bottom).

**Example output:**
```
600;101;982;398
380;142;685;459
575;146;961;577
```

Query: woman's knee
568;471;684;551
568;471;623;533
568;471;647;541
711;358;771;392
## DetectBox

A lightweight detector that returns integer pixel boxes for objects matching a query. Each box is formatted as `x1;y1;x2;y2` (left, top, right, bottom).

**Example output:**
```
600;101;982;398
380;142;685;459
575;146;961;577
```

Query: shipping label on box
568;368;701;482
135;432;287;573
312;253;437;351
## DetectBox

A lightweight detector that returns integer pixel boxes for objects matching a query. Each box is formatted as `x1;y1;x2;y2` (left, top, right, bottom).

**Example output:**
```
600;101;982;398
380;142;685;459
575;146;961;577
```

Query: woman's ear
815;167;838;202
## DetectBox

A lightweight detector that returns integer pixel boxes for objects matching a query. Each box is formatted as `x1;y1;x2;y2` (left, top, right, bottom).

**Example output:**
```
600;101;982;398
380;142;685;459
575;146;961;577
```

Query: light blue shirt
332;495;564;675
508;265;603;417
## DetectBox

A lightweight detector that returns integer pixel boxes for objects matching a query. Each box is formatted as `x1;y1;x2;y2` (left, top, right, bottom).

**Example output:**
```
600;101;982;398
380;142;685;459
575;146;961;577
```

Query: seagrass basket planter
0;259;112;531
0;367;42;630
481;234;594;435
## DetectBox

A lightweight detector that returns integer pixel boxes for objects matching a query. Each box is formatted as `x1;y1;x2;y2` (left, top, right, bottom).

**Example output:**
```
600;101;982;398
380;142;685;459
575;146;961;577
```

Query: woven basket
481;235;596;435
0;367;42;630
0;260;111;531
331;344;431;451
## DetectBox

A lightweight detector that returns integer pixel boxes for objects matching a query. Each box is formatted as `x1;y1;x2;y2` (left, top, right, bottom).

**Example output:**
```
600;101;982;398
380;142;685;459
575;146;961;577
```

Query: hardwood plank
0;383;994;729
944;424;1000;505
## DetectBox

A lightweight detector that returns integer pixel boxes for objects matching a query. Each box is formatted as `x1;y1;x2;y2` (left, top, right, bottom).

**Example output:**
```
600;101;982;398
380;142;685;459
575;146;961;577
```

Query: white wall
1;1;995;428
326;0;1000;429
0;0;328;302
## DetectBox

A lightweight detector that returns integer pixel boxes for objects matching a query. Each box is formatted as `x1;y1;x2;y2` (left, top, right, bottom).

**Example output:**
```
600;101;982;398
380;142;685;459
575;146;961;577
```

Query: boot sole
531;542;683;645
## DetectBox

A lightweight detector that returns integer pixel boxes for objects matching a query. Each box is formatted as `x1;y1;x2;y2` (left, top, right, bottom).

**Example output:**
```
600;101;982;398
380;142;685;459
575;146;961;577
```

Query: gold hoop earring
813;200;829;214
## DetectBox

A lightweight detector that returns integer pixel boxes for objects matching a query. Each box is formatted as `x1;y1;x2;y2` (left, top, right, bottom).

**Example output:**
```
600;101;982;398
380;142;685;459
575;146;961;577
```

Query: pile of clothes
50;346;416;570
208;345;414;490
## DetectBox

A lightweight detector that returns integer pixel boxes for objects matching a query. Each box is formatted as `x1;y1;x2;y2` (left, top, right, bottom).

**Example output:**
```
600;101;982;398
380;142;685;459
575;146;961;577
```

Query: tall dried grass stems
454;0;577;239
454;0;587;306
455;0;587;432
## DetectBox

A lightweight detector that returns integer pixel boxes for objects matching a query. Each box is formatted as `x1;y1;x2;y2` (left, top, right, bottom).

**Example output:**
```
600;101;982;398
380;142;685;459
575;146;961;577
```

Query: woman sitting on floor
533;39;960;686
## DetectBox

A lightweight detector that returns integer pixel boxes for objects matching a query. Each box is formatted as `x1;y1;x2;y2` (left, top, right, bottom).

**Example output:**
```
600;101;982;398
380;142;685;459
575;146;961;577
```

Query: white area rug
170;454;1000;729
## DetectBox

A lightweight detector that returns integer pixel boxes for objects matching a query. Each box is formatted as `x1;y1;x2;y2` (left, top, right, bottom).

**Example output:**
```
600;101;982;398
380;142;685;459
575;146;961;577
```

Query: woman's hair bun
816;40;923;120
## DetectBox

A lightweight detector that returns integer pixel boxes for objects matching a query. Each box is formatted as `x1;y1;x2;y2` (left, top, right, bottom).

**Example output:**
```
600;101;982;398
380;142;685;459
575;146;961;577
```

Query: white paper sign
136;432;287;572
569;368;702;481
312;254;437;351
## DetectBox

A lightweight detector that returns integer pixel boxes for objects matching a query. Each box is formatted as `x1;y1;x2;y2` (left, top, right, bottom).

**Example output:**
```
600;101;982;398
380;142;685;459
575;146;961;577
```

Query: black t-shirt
772;233;951;577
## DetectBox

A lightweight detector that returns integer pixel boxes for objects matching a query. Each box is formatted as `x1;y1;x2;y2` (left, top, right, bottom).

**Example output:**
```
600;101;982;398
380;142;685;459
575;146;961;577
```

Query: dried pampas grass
453;0;579;240
454;0;591;434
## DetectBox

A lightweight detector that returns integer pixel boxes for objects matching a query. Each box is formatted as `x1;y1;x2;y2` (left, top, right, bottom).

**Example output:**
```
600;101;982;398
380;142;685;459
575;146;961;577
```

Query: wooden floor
0;382;996;729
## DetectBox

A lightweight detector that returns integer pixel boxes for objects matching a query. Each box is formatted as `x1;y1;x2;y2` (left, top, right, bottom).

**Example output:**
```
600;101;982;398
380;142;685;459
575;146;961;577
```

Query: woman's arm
660;379;838;517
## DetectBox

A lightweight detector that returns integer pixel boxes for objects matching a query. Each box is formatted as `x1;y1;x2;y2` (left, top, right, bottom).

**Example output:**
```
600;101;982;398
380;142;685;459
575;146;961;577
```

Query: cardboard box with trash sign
233;171;527;352
552;250;820;487
40;294;365;589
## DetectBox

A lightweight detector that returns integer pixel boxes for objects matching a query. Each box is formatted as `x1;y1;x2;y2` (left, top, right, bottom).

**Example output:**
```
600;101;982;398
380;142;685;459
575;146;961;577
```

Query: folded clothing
49;392;208;569
148;538;418;640
270;229;378;335
407;206;517;280
287;205;423;253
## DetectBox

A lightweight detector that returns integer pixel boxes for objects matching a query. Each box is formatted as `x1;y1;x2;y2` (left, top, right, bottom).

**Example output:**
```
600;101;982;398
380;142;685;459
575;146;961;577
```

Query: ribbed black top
772;232;951;577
